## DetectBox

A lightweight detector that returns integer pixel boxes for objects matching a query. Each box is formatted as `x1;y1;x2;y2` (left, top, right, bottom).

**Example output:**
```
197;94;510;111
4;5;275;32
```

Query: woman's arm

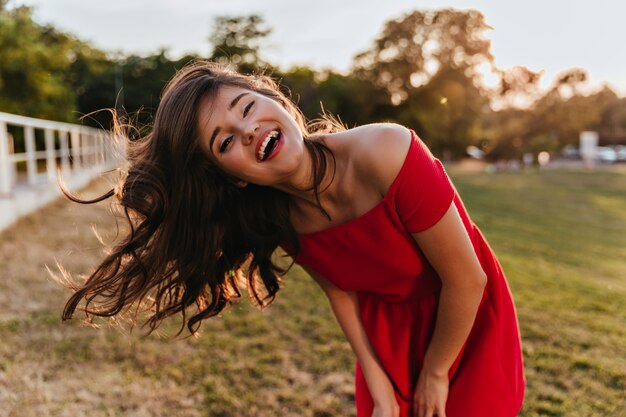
411;203;487;417
302;266;400;417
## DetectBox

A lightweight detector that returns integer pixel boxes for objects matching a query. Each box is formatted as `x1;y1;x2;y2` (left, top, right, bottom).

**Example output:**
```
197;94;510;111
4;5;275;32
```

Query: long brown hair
59;61;339;335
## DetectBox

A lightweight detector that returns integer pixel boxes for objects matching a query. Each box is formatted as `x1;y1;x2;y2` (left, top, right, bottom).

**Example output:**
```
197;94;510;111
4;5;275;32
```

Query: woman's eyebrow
209;92;250;150
229;92;249;110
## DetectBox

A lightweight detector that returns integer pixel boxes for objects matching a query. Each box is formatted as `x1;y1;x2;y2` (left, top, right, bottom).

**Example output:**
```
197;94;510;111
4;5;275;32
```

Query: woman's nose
242;124;258;146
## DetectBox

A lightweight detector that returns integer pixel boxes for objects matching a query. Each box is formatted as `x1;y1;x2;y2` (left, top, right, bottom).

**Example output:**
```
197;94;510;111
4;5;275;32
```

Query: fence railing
0;111;122;231
0;111;120;195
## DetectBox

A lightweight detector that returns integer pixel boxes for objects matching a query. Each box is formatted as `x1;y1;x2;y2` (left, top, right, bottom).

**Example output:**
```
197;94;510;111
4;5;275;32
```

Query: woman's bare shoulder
340;123;413;196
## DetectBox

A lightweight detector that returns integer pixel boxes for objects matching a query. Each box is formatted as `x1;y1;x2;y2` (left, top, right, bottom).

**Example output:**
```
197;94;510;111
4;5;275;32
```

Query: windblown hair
60;61;340;335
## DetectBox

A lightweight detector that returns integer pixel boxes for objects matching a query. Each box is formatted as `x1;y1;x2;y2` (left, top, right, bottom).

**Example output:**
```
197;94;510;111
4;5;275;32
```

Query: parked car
596;146;617;163
615;145;626;162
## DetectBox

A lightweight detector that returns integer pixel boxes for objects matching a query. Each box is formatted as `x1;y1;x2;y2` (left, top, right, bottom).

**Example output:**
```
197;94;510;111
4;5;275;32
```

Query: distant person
523;152;533;169
59;61;525;417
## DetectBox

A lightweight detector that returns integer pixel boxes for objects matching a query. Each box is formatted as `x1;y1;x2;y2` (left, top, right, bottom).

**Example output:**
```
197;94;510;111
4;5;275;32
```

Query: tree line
1;3;625;160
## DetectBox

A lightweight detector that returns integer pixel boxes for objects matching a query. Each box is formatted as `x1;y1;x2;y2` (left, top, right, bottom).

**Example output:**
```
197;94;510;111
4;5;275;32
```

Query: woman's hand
372;399;400;417
370;377;400;417
413;369;449;417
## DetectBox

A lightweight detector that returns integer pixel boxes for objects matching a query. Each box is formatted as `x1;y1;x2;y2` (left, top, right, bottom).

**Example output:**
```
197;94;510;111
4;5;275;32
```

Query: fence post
70;130;81;171
87;133;95;166
24;125;38;185
59;130;70;173
45;128;56;182
97;132;104;167
0;121;11;195
103;133;110;166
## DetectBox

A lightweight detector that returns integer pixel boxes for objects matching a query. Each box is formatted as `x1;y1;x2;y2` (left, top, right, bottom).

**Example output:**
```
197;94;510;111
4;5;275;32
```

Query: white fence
0;111;121;231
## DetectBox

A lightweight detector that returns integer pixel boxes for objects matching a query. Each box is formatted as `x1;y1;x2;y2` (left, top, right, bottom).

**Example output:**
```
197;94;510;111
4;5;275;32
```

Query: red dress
292;131;525;417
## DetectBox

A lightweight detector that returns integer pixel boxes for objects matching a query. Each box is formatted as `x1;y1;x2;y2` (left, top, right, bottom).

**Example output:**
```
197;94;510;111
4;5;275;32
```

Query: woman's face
197;85;306;187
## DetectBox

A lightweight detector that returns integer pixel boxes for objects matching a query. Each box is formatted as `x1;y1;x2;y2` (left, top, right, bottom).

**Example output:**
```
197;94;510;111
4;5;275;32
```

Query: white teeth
258;130;279;160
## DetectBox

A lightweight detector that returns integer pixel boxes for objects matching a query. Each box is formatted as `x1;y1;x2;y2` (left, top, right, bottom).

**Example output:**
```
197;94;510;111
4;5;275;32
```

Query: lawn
0;167;624;417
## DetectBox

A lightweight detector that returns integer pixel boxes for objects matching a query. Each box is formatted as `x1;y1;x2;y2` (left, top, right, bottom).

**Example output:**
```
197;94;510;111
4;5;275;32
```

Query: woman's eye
243;101;254;117
219;136;233;153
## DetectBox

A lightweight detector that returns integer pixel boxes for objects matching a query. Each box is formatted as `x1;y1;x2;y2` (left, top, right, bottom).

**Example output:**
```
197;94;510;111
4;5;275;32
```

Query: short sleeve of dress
393;131;455;233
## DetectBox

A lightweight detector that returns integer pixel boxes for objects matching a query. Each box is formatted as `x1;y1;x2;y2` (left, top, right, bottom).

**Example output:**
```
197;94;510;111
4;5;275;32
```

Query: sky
11;0;626;96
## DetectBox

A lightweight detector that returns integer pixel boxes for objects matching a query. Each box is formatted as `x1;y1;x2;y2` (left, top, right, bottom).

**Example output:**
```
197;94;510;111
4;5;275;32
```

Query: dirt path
0;180;207;417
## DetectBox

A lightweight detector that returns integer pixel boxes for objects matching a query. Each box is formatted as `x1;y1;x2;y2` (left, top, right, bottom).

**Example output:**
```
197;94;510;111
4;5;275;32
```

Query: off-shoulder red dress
292;131;525;416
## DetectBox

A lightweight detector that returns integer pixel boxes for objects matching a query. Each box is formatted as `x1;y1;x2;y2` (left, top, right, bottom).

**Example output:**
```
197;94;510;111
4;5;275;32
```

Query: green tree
317;71;391;127
278;67;323;121
482;69;622;161
491;65;543;110
0;5;77;121
209;15;272;73
397;67;489;157
352;8;493;105
67;45;117;128
480;107;533;161
532;69;618;146
600;97;626;144
116;51;198;127
70;50;199;129
278;67;390;129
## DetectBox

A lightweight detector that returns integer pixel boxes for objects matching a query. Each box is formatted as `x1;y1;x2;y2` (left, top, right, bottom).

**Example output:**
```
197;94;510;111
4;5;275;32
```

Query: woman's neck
276;153;342;209
277;134;351;221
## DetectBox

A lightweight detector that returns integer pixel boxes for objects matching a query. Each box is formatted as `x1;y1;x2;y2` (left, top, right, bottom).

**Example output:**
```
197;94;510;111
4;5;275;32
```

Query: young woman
61;61;525;417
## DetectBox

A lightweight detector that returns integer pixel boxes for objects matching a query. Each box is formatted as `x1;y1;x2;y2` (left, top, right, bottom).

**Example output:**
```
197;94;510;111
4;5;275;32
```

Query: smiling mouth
257;130;281;161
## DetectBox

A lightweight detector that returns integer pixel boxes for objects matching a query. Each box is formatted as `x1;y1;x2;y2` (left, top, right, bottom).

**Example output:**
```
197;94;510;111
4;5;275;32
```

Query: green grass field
0;167;624;417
